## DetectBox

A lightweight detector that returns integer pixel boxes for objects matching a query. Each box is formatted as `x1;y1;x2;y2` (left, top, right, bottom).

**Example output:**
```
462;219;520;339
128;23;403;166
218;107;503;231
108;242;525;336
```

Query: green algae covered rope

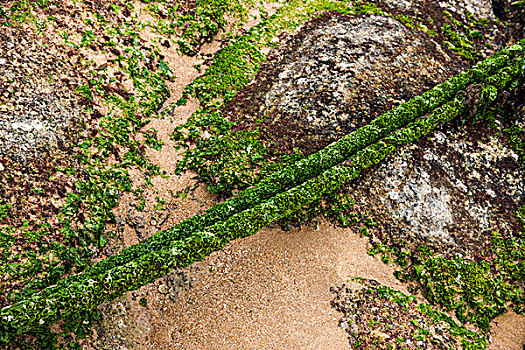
1;63;518;336
1;43;523;340
1;45;522;342
59;40;525;279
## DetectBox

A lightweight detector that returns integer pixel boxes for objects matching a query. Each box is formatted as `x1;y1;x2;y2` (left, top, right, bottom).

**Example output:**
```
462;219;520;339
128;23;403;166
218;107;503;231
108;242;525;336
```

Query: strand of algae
0;43;522;342
60;39;525;276
1;61;523;337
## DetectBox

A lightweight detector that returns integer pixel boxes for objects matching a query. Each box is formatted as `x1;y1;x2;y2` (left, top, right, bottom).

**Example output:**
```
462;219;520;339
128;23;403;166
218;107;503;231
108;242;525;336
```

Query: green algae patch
442;23;478;61
172;0;514;198
0;0;524;347
174;0;258;55
382;215;525;332
2;57;522;339
46;40;525;321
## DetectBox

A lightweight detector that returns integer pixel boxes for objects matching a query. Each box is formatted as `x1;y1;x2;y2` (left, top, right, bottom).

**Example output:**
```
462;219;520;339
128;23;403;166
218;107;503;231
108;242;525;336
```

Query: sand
100;219;525;349
108;223;405;349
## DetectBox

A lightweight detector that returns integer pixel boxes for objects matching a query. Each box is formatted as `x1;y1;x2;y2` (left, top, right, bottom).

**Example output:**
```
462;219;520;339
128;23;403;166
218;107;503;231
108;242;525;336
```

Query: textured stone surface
227;12;467;155
226;10;520;259
0;26;84;161
346;121;524;259
222;6;523;347
0;0;523;348
381;0;497;21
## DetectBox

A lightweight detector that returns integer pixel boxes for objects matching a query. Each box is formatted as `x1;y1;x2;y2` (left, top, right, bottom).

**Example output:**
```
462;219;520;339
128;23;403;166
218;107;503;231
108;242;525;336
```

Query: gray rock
226;9;517;259
0;26;85;161
347;123;524;258
227;12;466;154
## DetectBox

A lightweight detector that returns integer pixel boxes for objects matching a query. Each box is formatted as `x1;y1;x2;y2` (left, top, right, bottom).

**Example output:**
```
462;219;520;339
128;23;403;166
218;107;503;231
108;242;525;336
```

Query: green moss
503;124;525;166
442;23;478;61
482;56;525;90
8;45;518;337
443;10;462;27
179;29;266;107
0;4;184;346
172;0;506;196
4;63;509;336
174;0;257;55
417;304;486;350
370;95;525;330
174;0;525;195
1;0;524;344
391;223;525;332
501;77;525;166
178;128;271;194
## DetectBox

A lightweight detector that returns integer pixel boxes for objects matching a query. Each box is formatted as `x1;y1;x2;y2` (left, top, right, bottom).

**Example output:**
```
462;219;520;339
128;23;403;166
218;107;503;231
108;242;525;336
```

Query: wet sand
117;223;405;349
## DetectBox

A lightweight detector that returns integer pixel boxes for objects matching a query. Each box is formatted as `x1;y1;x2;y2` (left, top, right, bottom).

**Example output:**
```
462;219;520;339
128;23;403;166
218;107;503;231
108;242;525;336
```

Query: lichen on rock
0;26;84;161
227;11;465;155
346;120;524;259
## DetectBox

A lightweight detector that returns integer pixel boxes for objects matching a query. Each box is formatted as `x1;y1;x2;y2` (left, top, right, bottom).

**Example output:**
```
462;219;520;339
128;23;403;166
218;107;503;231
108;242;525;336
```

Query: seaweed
1;57;522;338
